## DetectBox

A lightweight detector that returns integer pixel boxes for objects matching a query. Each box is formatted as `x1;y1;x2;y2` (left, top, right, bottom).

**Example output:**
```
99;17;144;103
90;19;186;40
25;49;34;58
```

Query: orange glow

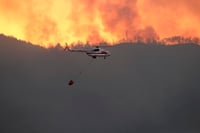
138;0;200;38
0;0;200;47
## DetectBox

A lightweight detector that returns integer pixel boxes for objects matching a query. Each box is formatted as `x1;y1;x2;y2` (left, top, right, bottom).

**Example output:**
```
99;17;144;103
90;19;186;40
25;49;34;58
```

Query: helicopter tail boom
64;43;87;52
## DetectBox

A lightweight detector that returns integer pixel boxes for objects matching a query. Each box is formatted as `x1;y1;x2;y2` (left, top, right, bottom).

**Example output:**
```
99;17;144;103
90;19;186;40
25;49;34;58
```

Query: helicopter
64;44;111;59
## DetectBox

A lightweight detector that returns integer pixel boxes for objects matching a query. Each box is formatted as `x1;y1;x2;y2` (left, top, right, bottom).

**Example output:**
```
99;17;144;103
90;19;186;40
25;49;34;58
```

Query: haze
0;34;200;133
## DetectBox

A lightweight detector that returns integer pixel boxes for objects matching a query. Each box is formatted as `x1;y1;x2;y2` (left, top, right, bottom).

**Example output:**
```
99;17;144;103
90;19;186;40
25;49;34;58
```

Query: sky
0;0;200;47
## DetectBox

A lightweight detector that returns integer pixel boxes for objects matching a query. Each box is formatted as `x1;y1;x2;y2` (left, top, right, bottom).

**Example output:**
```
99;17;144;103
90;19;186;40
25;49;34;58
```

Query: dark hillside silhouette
1;34;200;133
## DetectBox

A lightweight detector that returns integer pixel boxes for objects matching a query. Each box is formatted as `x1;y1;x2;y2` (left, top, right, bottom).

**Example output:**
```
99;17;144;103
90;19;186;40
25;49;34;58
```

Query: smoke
97;0;139;38
1;34;200;132
0;0;200;47
138;0;200;38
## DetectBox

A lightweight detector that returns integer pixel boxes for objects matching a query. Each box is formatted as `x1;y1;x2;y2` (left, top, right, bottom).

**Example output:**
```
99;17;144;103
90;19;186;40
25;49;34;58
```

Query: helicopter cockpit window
93;48;100;52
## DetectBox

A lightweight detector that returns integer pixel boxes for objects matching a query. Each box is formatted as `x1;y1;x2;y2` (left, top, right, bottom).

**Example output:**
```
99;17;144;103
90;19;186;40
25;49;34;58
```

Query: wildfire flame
0;0;200;47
